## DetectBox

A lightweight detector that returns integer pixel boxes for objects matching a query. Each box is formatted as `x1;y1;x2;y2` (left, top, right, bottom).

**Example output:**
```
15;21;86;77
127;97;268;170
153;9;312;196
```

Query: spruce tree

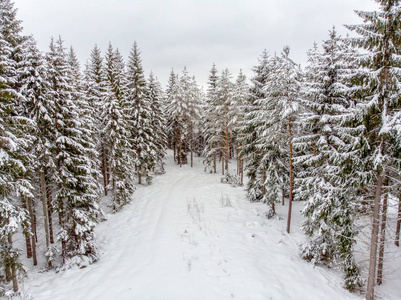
103;42;136;211
0;0;34;292
203;64;219;173
346;2;401;298
126;42;155;184
187;75;203;167
167;71;186;166
215;69;234;175
295;29;363;290
241;51;292;217
241;50;273;204
19;38;50;268
85;45;109;195
147;72;167;173
166;67;198;167
165;69;177;151
45;37;101;263
231;70;249;185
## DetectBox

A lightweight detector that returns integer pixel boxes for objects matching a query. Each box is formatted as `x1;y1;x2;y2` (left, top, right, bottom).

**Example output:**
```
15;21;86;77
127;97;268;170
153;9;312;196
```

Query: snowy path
24;152;363;300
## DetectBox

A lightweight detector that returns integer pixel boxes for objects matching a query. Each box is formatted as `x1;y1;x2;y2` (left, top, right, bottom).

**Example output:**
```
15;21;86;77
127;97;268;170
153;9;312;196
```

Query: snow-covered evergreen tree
294;29;363;290
166;72;183;164
0;0;34;292
231;70;249;184
243;47;302;221
265;47;302;231
147;72;167;173
188;75;204;166
166;67;199;167
103;42;136;210
45;37;102;263
19;37;51;268
203;64;220;173
346;2;401;298
165;69;177;151
241;50;273;204
215;69;234;175
126;42;155;184
68;47;100;192
84;45;108;195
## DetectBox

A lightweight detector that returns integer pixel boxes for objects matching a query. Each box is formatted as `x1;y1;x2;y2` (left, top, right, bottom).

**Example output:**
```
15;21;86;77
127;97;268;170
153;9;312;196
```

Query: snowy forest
1;0;401;299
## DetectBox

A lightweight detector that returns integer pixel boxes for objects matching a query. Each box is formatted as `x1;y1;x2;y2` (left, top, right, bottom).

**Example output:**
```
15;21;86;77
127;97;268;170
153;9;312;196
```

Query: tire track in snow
24;153;365;300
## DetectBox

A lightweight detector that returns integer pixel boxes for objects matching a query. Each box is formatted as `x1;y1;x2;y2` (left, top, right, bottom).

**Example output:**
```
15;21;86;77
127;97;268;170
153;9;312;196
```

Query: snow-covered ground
20;152;396;299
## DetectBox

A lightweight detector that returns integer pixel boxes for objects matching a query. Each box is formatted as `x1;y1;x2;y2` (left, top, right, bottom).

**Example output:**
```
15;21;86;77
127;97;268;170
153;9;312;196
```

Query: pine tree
147;72;167;173
165;69;177;152
19;38;50;268
126;42;155;184
187;75;203;167
346;2;401;298
241;50;274;204
103;42;136;211
167;73;185;166
260;47;302;227
203;64;219;173
84;45;108;195
0;0;34;292
45;36;101;264
166;67;197;167
294;29;363;290
246;54;289;215
215;69;234;175
178;67;192;165
68;46;100;199
231;70;249;185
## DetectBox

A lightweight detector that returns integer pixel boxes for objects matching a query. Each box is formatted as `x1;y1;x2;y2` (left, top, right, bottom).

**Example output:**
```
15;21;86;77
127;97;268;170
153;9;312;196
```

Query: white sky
14;0;379;88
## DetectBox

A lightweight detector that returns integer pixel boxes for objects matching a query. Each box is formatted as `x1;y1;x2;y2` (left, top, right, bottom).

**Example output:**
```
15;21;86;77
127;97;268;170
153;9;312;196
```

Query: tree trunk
179;124;182;167
46;179;54;244
106;148;111;188
183;117;187;165
101;144;108;195
8;234;18;292
5;260;11;282
21;197;32;258
222;150;224;175
59;205;66;265
40;171;53;267
287;115;294;234
282;188;285;206
395;195;401;247
40;171;50;249
33;203;38;243
112;178;117;212
213;144;216;174
262;171;266;196
225;118;229;173
366;172;383;300
27;196;38;266
173;139;176;162
236;149;239;175
240;156;243;186
239;140;244;185
377;176;389;285
191;122;194;168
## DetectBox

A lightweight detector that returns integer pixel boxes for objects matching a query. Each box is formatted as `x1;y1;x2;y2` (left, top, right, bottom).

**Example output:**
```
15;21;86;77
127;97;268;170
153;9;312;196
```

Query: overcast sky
14;0;378;88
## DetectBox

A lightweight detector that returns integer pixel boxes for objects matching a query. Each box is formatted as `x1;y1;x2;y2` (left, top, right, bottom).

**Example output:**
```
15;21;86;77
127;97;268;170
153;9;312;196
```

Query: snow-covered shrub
221;173;242;187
